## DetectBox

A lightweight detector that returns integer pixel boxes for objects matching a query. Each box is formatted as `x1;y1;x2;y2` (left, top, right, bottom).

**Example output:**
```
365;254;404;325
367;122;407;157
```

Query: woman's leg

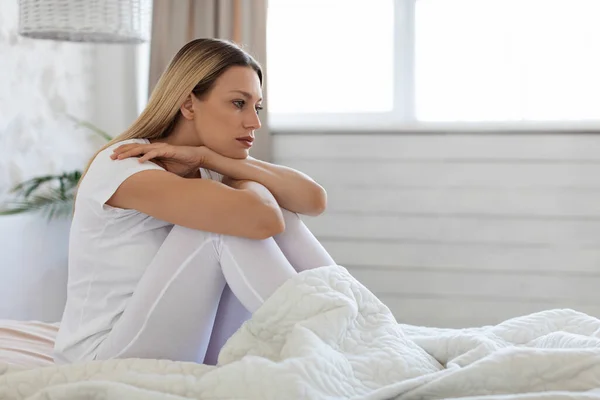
93;225;297;363
203;209;336;364
203;284;249;365
273;208;336;271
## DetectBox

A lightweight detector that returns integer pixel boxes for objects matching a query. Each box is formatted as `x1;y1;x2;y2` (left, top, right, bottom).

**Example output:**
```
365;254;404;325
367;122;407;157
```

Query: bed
1;265;600;400
0;320;57;369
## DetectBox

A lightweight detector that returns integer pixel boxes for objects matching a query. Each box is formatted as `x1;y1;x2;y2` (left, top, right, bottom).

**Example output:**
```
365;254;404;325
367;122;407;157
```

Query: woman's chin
229;147;250;159
208;146;248;160
236;151;250;160
222;149;249;160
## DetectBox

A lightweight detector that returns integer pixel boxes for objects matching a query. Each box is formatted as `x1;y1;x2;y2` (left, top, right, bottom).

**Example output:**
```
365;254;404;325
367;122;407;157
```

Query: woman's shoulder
77;138;163;211
90;139;150;168
83;138;163;187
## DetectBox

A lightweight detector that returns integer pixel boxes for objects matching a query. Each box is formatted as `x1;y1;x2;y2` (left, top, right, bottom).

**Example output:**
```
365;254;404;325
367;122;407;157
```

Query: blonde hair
79;38;262;183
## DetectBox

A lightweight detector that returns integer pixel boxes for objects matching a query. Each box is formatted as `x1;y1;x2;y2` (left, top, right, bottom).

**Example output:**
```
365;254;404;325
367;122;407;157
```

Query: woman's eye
233;100;245;109
255;105;263;114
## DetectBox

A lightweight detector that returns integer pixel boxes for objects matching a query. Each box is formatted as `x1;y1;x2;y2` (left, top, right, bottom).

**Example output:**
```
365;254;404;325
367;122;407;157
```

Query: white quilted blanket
1;265;600;400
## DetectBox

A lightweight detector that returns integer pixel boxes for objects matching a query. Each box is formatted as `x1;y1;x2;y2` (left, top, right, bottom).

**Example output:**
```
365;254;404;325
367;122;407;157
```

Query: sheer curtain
148;0;271;161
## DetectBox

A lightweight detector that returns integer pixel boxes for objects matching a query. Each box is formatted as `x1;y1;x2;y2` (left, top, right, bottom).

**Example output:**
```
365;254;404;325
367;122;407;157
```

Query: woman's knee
279;208;301;226
158;225;224;266
168;224;221;246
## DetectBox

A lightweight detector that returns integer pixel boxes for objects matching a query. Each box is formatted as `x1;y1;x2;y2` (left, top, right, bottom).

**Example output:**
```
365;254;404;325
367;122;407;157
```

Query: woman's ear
180;94;195;120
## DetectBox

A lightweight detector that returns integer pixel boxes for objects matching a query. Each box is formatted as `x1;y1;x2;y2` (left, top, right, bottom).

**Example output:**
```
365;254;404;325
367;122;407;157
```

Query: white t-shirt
53;138;222;364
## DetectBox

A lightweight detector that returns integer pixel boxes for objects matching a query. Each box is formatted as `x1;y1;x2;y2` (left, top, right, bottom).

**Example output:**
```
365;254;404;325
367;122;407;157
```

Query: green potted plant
0;116;112;220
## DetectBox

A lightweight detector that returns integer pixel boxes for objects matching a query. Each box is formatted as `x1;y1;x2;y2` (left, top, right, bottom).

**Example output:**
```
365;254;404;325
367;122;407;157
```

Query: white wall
89;44;143;138
275;133;600;328
0;0;142;321
0;215;70;321
0;0;96;196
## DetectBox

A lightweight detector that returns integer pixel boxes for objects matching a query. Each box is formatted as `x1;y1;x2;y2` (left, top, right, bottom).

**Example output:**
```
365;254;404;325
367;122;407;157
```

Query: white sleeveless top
53;139;222;364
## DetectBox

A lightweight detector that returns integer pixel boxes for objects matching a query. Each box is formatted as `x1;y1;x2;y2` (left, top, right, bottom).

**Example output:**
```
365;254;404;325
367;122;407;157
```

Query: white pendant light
18;0;152;44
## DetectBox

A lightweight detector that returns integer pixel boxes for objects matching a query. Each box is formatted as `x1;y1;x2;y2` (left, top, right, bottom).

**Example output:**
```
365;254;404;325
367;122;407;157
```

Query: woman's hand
111;142;215;178
205;155;327;216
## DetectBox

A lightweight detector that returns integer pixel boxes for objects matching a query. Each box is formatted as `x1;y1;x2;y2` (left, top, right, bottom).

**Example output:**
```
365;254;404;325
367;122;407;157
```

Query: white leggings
93;209;335;364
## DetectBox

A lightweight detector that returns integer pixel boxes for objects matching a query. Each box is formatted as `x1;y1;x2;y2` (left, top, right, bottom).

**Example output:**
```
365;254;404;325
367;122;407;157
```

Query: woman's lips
236;138;253;148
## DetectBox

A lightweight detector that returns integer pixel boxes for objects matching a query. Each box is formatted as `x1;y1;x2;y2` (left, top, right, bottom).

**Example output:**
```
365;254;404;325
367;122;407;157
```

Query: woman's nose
244;109;262;130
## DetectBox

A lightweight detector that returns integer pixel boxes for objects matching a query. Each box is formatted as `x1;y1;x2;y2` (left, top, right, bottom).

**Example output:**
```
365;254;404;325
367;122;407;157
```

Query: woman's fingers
109;142;205;176
118;148;146;159
110;142;190;165
111;144;160;160
138;150;161;163
111;143;141;156
111;144;141;159
110;144;164;164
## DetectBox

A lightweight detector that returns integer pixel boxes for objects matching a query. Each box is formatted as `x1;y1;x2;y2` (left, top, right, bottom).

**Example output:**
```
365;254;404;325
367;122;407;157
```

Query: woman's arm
110;142;327;216
206;154;327;216
107;170;284;240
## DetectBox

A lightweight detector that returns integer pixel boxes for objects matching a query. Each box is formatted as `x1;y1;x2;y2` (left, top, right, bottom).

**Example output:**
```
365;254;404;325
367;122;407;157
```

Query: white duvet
1;265;600;400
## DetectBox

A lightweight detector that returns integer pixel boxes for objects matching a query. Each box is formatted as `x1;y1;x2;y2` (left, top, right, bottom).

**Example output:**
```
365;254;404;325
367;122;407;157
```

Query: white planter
0;214;70;322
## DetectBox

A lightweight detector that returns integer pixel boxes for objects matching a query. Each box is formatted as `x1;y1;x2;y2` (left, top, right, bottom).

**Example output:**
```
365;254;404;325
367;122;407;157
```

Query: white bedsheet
1;265;599;400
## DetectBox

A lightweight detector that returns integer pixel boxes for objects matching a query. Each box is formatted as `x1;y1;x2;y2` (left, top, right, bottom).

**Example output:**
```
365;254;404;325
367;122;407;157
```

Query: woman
53;38;336;365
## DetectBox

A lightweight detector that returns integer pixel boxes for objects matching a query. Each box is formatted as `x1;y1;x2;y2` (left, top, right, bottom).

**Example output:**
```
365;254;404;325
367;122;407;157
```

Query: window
266;0;600;131
266;0;394;115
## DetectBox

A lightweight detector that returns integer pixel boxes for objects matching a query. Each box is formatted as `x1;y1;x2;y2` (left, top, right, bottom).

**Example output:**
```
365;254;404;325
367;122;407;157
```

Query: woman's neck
153;117;202;147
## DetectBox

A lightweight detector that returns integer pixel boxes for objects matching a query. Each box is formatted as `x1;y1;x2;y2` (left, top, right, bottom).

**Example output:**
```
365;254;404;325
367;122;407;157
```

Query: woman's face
191;66;263;159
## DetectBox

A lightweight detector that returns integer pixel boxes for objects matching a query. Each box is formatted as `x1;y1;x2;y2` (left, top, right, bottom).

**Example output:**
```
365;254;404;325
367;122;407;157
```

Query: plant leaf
0;187;74;220
12;175;59;198
10;171;81;199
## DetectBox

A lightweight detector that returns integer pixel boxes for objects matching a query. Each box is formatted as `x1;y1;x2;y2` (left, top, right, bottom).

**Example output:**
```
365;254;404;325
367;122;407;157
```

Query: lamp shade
18;0;152;44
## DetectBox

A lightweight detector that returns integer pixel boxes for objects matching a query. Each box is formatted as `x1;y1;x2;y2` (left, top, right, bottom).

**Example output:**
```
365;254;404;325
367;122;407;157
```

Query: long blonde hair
80;38;262;183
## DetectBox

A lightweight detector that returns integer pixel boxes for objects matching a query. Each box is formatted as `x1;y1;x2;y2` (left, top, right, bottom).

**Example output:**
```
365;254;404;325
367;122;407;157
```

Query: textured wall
0;0;97;198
